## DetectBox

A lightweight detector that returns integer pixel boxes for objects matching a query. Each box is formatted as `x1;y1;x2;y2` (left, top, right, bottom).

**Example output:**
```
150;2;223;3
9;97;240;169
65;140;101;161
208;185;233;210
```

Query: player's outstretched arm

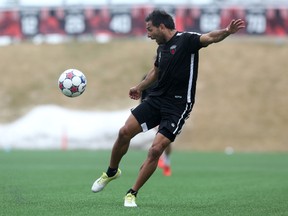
200;19;245;47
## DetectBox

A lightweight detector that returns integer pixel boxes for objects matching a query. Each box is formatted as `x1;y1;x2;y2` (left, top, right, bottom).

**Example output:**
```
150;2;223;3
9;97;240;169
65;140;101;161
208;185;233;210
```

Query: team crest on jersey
170;45;177;55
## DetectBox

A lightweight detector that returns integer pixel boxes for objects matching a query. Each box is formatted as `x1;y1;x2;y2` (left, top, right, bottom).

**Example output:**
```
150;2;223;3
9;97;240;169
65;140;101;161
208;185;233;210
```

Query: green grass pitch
0;150;287;216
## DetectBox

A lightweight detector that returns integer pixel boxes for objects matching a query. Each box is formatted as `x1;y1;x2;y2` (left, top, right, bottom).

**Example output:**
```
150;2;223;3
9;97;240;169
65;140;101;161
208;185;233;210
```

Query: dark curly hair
145;10;175;30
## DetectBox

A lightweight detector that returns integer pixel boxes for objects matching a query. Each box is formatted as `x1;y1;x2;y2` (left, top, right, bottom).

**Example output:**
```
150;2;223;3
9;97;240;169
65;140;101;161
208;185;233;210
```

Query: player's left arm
200;19;245;47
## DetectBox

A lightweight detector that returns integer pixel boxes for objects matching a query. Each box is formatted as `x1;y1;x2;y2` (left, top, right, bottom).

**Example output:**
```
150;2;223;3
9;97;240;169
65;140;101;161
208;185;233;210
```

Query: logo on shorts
170;45;177;55
171;123;175;127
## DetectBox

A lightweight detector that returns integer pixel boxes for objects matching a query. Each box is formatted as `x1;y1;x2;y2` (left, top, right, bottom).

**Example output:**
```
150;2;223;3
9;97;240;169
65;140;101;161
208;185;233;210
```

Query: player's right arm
129;66;159;100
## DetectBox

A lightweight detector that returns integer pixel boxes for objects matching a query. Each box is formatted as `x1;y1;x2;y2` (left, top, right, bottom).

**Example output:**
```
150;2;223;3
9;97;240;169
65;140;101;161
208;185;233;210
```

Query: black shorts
131;97;194;142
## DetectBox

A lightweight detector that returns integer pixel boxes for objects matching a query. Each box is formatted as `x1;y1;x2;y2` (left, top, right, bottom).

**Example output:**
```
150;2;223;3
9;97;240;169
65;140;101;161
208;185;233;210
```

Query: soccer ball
58;69;87;97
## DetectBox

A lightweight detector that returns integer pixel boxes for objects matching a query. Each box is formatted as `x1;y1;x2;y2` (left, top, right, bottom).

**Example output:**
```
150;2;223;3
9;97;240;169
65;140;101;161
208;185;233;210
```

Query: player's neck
165;29;177;43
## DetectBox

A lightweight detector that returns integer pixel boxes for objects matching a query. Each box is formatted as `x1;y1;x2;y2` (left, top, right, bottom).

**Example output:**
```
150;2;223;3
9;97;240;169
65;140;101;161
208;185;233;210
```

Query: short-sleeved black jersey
149;32;203;104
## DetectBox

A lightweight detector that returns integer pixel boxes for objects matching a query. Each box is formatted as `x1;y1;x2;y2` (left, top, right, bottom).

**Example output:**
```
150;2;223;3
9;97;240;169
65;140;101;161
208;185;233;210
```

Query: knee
118;125;133;141
148;145;163;160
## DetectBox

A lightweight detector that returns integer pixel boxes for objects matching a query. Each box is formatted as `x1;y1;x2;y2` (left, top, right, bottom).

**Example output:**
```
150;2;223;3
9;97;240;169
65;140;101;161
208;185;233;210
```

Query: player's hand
129;86;141;100
226;19;245;34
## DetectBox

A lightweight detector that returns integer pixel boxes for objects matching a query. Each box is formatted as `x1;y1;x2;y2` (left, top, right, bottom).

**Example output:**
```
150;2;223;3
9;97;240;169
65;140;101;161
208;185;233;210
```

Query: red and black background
1;5;288;39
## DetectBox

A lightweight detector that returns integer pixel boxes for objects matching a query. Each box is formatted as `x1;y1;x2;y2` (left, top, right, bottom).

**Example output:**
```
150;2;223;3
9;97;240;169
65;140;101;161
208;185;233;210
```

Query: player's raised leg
91;114;142;192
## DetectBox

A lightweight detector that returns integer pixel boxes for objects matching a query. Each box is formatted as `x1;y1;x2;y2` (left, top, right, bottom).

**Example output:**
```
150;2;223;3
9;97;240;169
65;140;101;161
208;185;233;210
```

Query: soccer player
91;9;245;207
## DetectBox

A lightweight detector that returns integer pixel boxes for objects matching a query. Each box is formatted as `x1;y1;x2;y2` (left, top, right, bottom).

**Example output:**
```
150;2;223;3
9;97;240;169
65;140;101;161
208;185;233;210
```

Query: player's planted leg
124;133;171;207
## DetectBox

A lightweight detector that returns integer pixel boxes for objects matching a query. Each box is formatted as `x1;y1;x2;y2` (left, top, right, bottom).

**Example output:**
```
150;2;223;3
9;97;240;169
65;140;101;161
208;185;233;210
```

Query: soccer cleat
91;169;121;193
157;156;165;169
163;165;172;176
124;193;137;207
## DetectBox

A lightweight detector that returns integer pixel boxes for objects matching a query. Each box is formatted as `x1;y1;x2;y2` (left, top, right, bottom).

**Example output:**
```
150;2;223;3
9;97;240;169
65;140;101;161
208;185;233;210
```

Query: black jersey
149;32;204;104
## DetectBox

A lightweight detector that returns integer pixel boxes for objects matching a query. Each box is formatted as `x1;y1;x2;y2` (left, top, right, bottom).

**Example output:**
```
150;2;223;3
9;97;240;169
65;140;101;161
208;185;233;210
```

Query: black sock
127;188;138;197
106;167;118;177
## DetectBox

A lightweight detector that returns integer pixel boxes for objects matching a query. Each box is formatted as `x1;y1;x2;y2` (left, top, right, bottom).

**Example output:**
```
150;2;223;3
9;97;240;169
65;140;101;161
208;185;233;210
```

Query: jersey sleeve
186;32;204;53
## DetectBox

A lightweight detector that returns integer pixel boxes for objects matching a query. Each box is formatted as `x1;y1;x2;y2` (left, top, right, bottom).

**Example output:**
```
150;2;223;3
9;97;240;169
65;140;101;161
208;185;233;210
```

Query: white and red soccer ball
58;69;87;97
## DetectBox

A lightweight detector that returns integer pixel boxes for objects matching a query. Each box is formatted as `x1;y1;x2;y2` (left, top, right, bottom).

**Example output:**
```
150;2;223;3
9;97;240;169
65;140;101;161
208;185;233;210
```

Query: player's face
146;21;166;45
